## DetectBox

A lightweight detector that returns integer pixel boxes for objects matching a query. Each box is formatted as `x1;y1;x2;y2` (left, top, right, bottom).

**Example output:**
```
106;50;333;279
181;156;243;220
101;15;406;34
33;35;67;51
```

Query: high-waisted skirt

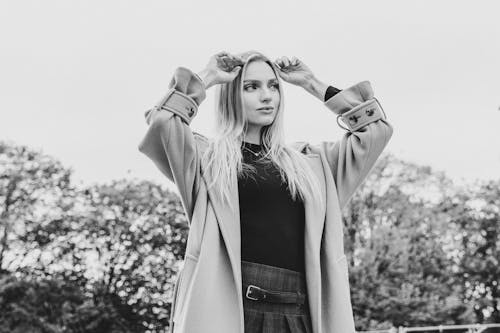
241;260;313;333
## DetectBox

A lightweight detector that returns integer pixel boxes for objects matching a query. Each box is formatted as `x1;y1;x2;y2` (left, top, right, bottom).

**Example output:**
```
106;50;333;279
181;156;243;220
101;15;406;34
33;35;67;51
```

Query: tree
0;273;137;333
2;140;497;332
23;178;190;332
0;141;74;274
444;180;500;323
345;153;475;330
0;141;189;332
68;179;189;332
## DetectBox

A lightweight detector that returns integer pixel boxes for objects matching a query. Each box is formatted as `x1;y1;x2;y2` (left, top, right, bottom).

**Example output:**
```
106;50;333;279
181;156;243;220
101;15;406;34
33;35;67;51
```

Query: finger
222;66;241;81
224;56;242;72
236;55;245;63
216;51;228;56
291;56;299;66
220;56;232;70
215;56;226;69
232;55;245;66
227;56;242;68
215;53;227;64
276;69;289;81
283;57;291;68
275;65;286;76
279;56;287;67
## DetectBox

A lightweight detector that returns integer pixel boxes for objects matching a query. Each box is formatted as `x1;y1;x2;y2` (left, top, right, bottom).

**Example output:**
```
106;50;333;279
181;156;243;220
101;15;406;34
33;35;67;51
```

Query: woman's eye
244;83;279;91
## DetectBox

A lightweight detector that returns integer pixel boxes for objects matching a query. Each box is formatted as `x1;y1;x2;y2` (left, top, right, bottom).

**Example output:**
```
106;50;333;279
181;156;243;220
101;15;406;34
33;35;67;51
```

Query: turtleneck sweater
237;85;341;273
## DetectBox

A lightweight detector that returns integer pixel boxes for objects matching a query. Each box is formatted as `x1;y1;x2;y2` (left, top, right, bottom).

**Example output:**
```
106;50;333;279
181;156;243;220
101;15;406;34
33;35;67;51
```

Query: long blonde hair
200;50;324;211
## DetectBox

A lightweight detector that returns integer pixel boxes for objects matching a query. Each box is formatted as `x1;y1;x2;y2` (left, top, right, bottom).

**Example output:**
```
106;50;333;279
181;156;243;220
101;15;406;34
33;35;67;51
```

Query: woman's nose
260;88;272;101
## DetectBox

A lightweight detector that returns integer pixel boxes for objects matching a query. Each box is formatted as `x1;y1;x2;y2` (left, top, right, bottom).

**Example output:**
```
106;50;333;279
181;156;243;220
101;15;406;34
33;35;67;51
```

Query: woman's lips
257;107;274;113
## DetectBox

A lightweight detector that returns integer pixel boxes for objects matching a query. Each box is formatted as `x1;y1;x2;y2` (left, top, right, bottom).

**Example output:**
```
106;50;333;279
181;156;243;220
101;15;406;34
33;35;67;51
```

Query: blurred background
0;0;499;332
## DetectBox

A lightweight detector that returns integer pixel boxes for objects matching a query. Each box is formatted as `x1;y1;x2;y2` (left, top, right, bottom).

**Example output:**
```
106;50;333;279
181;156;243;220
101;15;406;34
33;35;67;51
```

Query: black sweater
238;86;341;273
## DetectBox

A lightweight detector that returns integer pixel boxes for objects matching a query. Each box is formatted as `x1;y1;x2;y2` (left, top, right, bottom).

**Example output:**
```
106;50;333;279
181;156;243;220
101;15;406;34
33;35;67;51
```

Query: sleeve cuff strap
155;89;198;125
336;98;386;132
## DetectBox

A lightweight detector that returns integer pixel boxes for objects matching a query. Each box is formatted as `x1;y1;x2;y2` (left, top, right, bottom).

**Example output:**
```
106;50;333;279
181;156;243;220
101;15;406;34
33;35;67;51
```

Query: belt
243;284;306;304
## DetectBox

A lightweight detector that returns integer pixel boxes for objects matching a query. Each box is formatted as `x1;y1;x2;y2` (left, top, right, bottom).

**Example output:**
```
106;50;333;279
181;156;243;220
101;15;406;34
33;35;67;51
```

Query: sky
1;0;499;191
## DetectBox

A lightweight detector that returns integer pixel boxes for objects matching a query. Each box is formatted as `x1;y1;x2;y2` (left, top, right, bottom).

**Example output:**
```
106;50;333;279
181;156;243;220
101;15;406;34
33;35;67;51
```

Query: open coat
138;67;394;333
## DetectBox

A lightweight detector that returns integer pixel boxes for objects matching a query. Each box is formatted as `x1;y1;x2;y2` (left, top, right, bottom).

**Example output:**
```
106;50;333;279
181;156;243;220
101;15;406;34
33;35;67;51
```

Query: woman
139;50;393;333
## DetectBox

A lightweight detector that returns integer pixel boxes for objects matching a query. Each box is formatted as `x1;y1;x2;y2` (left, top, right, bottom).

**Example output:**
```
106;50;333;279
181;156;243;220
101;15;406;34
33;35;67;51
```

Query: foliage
1;141;499;332
0;141;74;274
0;141;188;332
345;154;476;330
443;180;500;323
0;273;138;333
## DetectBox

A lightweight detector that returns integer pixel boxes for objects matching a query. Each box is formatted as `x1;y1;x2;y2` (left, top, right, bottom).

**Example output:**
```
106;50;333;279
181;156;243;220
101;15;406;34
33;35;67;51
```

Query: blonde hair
200;50;324;211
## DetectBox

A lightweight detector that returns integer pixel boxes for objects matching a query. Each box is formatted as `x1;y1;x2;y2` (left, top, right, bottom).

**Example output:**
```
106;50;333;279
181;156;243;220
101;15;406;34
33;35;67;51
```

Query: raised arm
312;80;393;210
138;67;207;223
274;56;393;210
138;52;243;222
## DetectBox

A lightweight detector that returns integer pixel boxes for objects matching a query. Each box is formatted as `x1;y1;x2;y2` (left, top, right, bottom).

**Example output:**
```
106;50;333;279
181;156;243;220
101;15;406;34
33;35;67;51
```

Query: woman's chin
259;114;276;123
247;115;276;128
259;119;275;126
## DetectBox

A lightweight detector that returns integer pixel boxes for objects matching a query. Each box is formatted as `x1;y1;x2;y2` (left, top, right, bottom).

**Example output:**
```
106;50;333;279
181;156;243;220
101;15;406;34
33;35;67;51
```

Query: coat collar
200;148;327;332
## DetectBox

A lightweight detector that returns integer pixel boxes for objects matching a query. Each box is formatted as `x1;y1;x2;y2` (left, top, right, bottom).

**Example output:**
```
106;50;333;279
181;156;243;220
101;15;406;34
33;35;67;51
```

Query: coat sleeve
310;81;394;210
138;66;207;222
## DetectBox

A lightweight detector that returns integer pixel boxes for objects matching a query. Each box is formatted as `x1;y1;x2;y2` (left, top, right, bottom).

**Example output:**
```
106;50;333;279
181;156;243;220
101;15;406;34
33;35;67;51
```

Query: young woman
139;50;393;333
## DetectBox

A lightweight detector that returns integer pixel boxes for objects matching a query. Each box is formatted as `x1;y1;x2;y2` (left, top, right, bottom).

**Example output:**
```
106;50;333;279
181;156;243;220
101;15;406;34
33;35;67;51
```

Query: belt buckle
246;285;266;301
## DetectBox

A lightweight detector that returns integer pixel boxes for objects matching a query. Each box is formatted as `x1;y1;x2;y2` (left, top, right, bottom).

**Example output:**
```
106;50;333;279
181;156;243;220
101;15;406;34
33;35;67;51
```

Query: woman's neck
243;139;261;145
244;126;262;145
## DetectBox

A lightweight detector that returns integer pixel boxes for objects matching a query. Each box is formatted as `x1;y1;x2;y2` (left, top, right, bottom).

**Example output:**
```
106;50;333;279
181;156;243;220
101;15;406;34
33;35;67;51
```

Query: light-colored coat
138;67;393;333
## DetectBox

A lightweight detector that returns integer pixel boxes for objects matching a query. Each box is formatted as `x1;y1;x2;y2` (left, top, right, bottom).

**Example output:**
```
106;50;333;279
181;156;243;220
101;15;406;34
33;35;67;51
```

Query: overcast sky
1;0;499;190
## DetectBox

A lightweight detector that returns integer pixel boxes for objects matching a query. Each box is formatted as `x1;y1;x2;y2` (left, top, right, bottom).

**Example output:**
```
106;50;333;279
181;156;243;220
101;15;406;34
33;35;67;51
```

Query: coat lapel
301;154;327;333
201;171;243;295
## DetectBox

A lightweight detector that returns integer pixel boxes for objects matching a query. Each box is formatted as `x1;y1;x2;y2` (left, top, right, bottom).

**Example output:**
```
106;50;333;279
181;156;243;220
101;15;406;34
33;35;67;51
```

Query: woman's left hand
273;56;315;88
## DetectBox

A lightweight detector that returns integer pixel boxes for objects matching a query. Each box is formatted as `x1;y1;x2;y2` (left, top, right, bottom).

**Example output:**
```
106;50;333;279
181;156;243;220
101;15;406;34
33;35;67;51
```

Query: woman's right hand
197;51;244;89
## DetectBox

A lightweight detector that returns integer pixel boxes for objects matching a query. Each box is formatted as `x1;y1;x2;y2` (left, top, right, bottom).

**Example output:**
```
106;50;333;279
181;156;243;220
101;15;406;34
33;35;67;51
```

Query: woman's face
242;60;280;130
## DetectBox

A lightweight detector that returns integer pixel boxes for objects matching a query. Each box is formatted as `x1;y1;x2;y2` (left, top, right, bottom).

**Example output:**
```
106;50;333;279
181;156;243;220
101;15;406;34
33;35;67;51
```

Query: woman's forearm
303;76;329;101
197;68;217;89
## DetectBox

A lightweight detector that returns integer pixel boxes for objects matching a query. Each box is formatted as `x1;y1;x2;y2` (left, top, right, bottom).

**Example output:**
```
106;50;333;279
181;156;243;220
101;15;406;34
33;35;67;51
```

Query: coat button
366;108;374;116
348;114;360;125
186;106;195;117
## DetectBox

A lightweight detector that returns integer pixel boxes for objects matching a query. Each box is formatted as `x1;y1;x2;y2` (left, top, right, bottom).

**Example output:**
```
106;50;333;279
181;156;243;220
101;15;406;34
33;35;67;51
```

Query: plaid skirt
242;260;313;333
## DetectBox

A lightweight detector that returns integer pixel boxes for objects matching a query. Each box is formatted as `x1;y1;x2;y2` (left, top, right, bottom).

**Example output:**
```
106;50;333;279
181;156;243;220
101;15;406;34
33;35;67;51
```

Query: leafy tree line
347;156;499;330
0;142;188;332
0;141;498;332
